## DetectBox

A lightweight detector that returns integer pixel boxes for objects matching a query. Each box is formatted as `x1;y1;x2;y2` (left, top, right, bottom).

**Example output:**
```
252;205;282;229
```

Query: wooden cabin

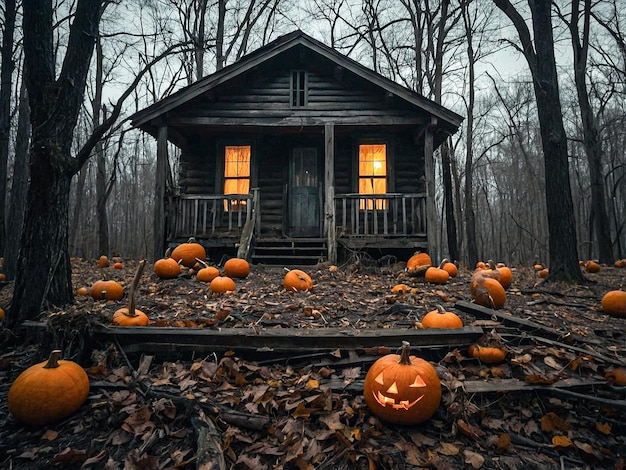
131;30;463;265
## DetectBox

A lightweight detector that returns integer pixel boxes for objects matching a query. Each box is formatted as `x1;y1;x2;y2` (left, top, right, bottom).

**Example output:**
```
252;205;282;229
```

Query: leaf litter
0;258;625;469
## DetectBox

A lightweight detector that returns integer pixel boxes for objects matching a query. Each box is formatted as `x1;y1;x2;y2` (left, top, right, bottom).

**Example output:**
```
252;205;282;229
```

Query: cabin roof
131;30;463;137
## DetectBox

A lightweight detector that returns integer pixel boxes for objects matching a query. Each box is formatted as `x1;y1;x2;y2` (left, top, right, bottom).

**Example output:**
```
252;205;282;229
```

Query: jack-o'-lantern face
370;369;428;410
363;342;441;425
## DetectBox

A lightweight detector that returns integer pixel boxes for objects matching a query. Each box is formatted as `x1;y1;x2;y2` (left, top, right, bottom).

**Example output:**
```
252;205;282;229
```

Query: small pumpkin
197;265;220;283
363;341;441;425
614;259;626;268
391;284;408;294
470;272;506;309
113;260;149;326
539;268;549;278
467;344;507;364
425;265;450;285
98;255;109;268
0;273;5;281
495;265;512;289
468;330;507;364
223;258;250;279
89;279;124;301
284;269;313;292
8;350;90;426
170;239;206;268
421;305;463;329
601;290;626;318
210;276;236;294
154;258;182;279
584;260;601;273
113;262;123;269
406;252;432;277
604;367;626;386
0;307;4;322
75;287;88;296
441;259;458;278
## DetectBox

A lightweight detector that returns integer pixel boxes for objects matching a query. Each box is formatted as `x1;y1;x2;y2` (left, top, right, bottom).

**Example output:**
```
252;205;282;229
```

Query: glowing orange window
224;145;250;211
358;144;387;209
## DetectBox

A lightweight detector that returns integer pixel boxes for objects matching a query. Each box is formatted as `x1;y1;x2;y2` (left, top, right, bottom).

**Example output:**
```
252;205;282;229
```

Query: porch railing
170;190;426;241
171;189;259;239
334;193;427;237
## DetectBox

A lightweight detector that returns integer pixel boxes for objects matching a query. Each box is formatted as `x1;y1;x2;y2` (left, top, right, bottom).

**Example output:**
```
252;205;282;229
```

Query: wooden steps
251;238;327;265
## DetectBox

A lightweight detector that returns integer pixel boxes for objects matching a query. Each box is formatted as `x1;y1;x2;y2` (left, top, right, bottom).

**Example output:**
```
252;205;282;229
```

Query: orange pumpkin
584;260;601;273
170;239;206;268
75;287;88;296
8;350;90;425
441;259;458;278
470;273;506;309
421;305;463;329
539;268;549;278
468;330;507;364
209;276;236;294
425;266;450;285
495;265;512;289
283;269;313;292
467;344;507;364
406;252;432;277
89;280;124;301
98;255;109;268
112;308;149;326
197;265;220;282
391;284;408;294
363;341;441;425
605;367;626;386
223;258;250;278
154;258;182;279
113;262;123;269
601;290;626;317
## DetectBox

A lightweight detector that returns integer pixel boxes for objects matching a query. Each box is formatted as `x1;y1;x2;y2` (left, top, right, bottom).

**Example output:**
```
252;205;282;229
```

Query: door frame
285;143;323;237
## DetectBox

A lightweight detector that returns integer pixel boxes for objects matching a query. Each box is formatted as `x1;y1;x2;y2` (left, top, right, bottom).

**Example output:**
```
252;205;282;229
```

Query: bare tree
0;0;16;257
493;0;585;283
559;0;613;264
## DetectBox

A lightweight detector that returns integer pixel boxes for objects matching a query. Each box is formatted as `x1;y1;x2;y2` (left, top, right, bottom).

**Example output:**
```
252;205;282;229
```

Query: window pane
359;144;387;209
224;145;251;211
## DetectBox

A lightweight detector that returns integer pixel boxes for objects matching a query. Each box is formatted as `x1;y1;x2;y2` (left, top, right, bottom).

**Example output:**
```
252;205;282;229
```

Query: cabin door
288;147;321;237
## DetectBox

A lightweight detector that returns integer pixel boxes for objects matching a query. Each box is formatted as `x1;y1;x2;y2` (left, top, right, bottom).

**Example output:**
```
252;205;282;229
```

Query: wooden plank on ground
89;323;484;354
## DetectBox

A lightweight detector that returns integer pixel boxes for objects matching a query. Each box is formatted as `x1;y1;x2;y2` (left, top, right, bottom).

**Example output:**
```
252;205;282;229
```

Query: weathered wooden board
90;324;484;355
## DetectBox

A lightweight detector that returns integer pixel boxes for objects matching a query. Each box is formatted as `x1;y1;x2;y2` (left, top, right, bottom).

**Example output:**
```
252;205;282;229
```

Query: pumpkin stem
43;350;63;369
399;341;412;365
195;257;208;268
126;260;146;317
438;258;449;269
436;304;446;314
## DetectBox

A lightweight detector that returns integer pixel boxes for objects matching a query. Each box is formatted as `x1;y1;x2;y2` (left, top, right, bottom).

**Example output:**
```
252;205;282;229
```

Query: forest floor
0;256;625;469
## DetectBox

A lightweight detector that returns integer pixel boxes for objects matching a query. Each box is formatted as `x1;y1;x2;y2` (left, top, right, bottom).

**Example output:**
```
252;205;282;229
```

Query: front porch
167;191;427;264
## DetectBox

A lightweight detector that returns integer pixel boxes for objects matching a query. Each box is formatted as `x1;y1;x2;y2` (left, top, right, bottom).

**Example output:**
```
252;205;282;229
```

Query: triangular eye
410;374;427;388
374;372;385;385
386;382;399;394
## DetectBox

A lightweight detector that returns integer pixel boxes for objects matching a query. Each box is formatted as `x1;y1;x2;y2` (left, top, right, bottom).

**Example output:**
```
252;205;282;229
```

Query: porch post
324;123;337;264
424;119;438;260
153;124;168;261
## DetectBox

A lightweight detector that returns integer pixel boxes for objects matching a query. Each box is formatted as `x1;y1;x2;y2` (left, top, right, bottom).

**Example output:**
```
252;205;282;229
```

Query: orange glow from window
224;146;250;211
359;144;387;209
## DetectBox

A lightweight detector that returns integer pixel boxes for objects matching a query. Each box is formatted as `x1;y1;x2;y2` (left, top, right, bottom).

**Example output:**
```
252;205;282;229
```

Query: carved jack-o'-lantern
363;341;441;425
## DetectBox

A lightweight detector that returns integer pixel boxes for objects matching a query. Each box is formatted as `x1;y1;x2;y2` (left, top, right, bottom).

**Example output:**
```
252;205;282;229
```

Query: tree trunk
9;143;75;327
4;80;30;281
494;0;585;283
569;0;613;264
0;0;16;257
441;139;459;262
9;0;100;328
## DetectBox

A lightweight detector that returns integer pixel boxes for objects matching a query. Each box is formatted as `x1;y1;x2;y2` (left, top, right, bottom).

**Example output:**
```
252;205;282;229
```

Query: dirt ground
0;257;625;469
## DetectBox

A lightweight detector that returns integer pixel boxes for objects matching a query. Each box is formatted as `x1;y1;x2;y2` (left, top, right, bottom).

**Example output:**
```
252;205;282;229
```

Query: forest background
0;0;625;276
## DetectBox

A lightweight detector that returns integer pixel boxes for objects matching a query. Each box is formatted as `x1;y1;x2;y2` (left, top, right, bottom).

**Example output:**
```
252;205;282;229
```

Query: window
358;144;387;209
290;70;308;107
224;145;250;211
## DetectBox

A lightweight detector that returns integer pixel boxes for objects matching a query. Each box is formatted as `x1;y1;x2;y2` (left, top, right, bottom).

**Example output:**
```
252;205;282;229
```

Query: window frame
290;70;308;108
356;142;390;210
